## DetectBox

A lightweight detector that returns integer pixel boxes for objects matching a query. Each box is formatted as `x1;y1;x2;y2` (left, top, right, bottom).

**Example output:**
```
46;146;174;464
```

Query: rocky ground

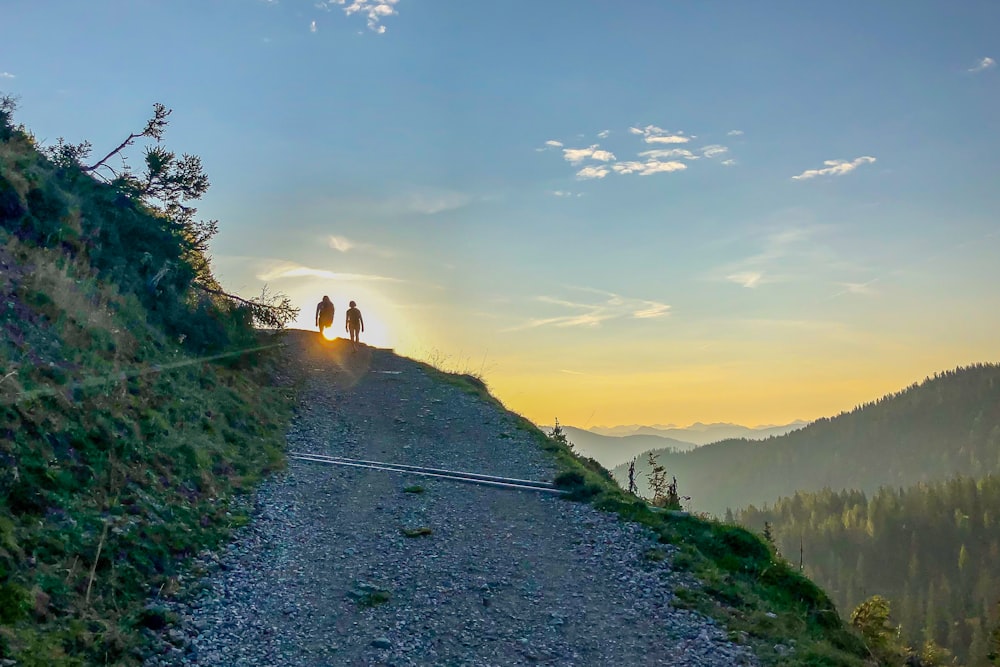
146;332;758;666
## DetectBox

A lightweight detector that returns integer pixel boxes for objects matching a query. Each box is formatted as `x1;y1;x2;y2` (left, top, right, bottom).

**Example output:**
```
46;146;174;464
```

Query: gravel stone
146;336;758;666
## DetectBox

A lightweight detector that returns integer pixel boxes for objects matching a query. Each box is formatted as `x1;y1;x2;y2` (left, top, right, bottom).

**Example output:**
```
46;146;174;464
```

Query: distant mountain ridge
557;426;699;470
591;421;808;445
611;363;1000;516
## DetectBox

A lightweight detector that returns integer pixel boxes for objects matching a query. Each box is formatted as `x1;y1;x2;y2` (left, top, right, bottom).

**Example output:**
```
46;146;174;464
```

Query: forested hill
0;98;293;663
612;364;1000;516
741;477;1000;666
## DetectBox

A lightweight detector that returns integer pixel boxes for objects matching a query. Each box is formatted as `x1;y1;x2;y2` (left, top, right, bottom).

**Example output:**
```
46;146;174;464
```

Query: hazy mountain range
590;421;809;444
552;421;808;470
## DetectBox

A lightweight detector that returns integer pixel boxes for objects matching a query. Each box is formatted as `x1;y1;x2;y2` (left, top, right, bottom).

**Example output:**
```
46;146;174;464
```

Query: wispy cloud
968;56;996;73
327;234;394;256
701;145;729;159
562;144;616;164
322;0;400;34
638;148;699;160
506;288;670;331
727;129;744;136
629;125;691;144
310;19;318;32
711;222;865;291
791;156;876;180
257;262;401;282
597;129;610;139
328;235;354;252
549;190;583;198
402;190;474;214
545;139;563;148
0;72;14;79
827;279;879;299
611;160;687;176
727;271;765;288
721;159;736;167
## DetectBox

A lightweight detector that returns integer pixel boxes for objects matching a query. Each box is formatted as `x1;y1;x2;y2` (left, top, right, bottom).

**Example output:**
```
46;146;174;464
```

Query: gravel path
147;333;758;666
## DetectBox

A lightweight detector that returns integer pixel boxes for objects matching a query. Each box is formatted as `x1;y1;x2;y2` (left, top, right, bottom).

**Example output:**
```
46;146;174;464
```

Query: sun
322;328;337;341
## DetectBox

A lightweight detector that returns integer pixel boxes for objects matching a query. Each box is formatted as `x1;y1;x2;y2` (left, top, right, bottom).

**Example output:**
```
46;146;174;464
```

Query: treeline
612;364;1000;516
740;476;1000;665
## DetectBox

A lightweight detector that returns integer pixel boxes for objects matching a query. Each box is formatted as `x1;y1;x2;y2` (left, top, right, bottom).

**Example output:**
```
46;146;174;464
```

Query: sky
3;1;999;429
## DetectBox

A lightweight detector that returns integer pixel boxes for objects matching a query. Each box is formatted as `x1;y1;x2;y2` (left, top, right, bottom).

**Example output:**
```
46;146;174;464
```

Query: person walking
315;296;335;337
345;300;364;350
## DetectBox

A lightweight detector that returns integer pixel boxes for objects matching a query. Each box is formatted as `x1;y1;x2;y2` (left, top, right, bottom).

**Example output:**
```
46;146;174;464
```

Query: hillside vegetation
741;476;1000;666
0;98;293;664
613;364;1000;516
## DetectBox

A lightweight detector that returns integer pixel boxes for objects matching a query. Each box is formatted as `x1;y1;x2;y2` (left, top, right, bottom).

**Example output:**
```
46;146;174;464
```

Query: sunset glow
8;1;998;429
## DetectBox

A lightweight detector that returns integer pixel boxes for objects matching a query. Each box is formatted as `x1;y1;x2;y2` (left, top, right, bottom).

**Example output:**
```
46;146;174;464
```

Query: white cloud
646;134;690;145
327;234;394;257
332;0;400;33
727;129;744;136
968;56;996;73
638;148;699;160
562;144;615;164
597;129;610;139
310;19;318;32
549;190;583;198
576;165;609;179
791;156;876;180
545;139;563;148
612;160;687;176
721;159;736;167
633;302;671;318
0;72;14;79
506;288;671;331
629;124;691;144
328;235;355;252
257;262;401;282
701;144;729;158
727;271;764;288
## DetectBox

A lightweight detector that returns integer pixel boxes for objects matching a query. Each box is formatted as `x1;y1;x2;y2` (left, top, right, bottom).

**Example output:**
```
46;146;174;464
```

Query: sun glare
322;328;337;341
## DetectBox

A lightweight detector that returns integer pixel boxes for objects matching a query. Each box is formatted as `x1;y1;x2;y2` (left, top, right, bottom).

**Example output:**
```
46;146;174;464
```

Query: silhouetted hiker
315;296;335;337
345;300;364;350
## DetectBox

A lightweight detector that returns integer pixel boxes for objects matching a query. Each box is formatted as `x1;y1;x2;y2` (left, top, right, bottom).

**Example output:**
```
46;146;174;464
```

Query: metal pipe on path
287;453;566;495
287;451;557;490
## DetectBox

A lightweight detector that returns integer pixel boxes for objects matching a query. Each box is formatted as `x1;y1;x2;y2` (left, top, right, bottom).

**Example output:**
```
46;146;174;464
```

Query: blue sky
3;1;999;427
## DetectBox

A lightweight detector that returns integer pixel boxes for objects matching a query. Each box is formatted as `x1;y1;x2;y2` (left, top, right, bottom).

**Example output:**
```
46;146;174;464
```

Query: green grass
519;415;871;667
401;527;433;538
0;116;296;663
403;485;425;494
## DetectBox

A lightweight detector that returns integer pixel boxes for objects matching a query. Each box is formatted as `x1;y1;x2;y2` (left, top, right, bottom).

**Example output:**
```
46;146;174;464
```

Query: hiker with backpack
315;296;335;337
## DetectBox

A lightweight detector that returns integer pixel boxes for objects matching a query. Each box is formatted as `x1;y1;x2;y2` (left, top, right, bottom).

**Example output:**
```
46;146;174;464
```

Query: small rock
372;637;392;649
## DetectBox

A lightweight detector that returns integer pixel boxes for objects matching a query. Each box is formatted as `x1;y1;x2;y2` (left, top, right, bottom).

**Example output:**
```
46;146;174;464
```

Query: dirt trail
149;332;756;666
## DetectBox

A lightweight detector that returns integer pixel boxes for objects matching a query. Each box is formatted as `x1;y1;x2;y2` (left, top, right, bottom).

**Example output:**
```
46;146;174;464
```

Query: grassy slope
0;110;293;664
417;367;875;667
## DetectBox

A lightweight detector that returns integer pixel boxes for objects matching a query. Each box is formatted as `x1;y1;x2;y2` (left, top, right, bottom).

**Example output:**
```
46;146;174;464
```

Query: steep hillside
613;364;1000;516
741;476;1000;666
0;99;292;664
